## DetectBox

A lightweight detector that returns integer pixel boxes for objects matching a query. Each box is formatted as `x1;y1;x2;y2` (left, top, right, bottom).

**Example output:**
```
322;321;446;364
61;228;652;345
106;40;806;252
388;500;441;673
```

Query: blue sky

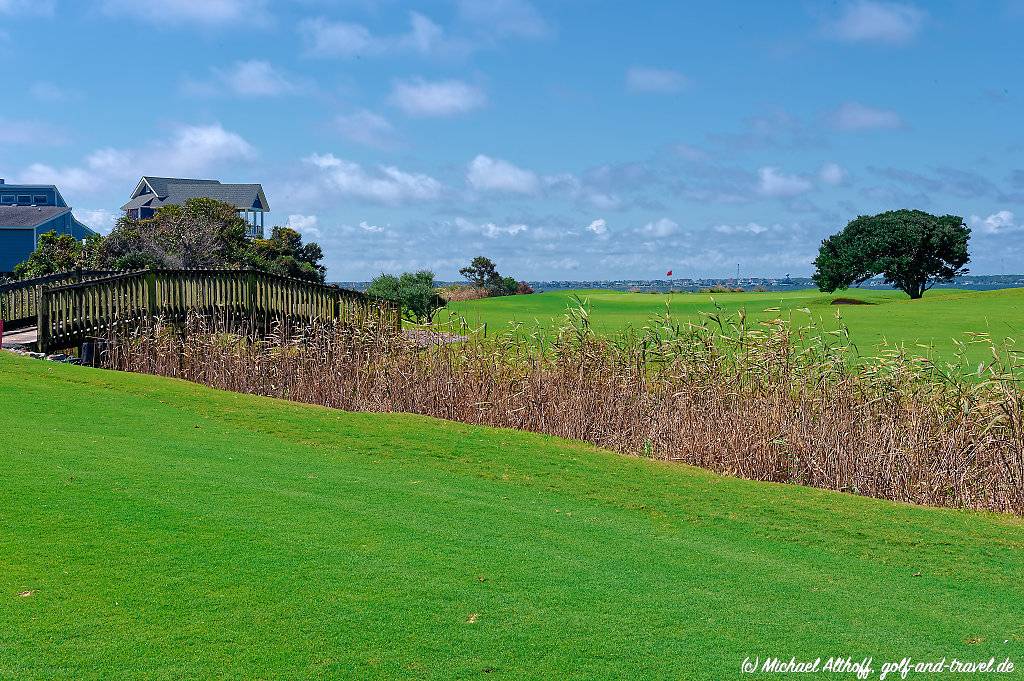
1;0;1023;280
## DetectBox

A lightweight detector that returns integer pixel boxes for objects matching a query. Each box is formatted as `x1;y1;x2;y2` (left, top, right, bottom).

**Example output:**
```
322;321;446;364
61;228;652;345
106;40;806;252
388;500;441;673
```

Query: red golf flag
666;270;673;277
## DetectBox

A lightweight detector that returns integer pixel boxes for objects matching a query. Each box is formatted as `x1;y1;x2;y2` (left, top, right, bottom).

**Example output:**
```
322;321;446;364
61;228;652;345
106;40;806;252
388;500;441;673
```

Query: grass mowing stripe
442;288;1024;364
1;354;1022;678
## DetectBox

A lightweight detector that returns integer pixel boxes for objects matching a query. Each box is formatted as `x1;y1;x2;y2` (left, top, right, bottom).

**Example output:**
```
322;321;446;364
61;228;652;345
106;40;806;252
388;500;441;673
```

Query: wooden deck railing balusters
27;268;398;352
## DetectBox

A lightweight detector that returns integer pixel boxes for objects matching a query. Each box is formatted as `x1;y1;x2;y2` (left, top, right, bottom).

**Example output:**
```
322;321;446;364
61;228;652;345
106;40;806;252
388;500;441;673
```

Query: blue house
121;176;271;239
0;180;97;274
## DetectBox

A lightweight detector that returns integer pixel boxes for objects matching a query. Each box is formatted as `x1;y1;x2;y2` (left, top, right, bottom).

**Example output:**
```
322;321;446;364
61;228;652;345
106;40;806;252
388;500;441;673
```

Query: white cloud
587;218;608;236
286;214;321;238
829;102;904;130
299;18;373;58
101;0;268;26
466;155;539;194
14;123;255;195
626;67;688;94
299;12;452;59
637;218;679;238
73;208;119;234
825;1;926;44
713;222;771;235
970;210;1017;234
756;167;813;197
359;221;385;234
819;162;848;185
162;124;255;175
184;60;302;98
404;12;446;54
454;217;529;238
306;153;443;204
543;173;622;210
389;78;486;117
455;0;550;39
334;110;397;149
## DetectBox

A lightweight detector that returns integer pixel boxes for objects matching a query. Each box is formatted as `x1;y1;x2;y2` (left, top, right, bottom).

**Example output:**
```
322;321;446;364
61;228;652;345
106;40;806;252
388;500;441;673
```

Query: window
33;195;47;205
0;195;13;205
17;195;30;205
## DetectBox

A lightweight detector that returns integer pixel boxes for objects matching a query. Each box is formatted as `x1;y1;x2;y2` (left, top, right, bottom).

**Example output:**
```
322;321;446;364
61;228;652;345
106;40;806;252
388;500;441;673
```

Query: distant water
334;276;1024;294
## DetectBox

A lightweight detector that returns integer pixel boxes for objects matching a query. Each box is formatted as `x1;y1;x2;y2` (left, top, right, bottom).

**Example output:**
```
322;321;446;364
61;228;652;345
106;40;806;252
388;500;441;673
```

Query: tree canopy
459;256;501;290
367;270;445;323
813;209;970;299
13;231;101;279
12;198;326;283
458;256;527;297
244;227;326;282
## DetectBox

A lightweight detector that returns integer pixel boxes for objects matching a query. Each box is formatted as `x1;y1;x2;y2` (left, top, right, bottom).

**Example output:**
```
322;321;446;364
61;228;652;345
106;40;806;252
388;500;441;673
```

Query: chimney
0;179;5;184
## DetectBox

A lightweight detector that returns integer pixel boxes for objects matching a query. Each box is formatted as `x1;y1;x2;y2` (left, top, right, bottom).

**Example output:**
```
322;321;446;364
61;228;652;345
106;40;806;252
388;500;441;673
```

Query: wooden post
36;285;48;353
246;268;258;327
145;269;157;320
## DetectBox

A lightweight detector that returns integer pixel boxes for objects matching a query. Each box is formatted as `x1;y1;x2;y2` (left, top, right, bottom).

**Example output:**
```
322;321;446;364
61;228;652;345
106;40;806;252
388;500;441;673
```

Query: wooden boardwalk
2;268;399;353
1;326;37;349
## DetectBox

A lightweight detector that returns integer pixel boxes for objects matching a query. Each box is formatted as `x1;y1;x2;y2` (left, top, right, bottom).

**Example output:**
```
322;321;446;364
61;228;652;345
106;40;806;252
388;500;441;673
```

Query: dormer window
33;195;47;205
0;195;13;205
17;195;30;205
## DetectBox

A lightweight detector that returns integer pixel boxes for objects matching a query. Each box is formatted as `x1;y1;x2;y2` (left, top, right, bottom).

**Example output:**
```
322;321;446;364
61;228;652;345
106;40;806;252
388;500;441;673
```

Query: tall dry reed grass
100;304;1024;514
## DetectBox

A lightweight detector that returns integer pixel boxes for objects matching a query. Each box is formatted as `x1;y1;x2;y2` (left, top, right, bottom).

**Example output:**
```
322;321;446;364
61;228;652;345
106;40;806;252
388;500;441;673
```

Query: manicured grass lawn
2;353;1022;678
441;287;1024;364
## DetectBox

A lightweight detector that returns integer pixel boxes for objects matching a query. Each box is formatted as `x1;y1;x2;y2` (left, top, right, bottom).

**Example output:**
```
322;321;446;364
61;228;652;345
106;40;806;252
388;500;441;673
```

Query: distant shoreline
333;275;1024;294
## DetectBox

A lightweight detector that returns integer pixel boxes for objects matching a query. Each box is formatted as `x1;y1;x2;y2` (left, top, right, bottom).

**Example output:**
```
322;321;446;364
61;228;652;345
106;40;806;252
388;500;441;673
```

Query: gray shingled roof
163;183;269;211
142;176;220;197
124;178;270;212
121;194;160;211
0;206;71;228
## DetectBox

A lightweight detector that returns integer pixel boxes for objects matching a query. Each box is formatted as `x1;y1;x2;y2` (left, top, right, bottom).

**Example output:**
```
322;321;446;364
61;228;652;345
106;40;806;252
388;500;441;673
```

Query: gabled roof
163;183;269;211
121;194;161;211
124;177;270;212
0;206;71;228
138;176;220;198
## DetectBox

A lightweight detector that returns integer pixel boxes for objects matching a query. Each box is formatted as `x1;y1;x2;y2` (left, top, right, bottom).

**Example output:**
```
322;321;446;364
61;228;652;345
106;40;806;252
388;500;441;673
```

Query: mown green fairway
2;353;1022;678
442;288;1024;363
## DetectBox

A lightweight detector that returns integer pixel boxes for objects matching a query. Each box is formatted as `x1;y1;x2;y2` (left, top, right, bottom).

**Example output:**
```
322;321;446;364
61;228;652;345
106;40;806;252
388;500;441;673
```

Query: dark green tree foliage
813;209;970;299
459;256;501;289
458;256;524;297
13;199;326;283
367;270;444;323
244;227;326;282
97;198;249;270
13;231;101;278
500;276;519;296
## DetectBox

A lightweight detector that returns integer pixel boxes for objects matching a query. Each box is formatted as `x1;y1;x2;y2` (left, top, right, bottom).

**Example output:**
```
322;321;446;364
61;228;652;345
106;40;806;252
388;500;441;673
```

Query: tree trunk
905;280;925;299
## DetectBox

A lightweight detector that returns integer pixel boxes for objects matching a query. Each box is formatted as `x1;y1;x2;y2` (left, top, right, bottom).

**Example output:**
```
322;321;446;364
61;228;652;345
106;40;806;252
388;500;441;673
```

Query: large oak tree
813;209;970;299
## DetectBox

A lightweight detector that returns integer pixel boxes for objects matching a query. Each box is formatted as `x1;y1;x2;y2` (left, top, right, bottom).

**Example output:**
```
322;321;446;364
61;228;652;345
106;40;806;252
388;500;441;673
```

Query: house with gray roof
121;176;271;238
0;179;97;273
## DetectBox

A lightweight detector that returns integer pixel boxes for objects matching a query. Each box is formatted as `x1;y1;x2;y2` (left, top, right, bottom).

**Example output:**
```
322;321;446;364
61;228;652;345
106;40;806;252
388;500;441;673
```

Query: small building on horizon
0;180;97;274
120;176;271;239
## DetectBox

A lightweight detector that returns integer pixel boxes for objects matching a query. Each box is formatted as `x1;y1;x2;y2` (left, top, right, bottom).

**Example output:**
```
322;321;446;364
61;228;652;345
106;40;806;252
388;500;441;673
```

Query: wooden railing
0;270;119;331
35;268;400;352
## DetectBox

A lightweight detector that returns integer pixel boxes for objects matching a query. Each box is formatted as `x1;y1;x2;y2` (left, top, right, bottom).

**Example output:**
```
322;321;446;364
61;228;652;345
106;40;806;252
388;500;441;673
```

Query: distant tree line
14;198;326;282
